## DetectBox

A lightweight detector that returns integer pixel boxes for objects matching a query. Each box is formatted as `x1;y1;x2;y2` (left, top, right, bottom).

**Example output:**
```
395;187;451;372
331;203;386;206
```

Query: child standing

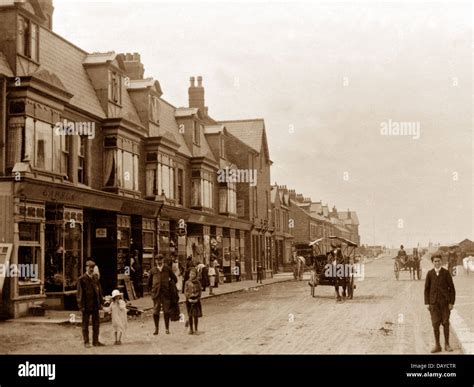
104;289;128;345
184;268;203;335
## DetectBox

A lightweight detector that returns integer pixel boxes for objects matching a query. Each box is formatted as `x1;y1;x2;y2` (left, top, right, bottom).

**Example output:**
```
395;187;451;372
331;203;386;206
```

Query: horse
293;256;306;280
326;248;351;302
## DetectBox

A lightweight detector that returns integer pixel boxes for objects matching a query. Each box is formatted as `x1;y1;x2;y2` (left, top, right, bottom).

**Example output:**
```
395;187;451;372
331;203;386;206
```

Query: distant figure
235;258;241;281
256;261;264;284
424;254;456;353
447;247;458;277
397;245;407;265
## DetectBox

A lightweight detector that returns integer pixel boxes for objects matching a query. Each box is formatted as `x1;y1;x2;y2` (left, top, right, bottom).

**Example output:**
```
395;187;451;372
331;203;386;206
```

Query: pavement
7;272;295;325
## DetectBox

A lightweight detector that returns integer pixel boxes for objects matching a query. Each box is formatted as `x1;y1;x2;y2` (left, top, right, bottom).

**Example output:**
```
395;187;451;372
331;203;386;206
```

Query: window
23;118;66;173
104;144;139;191
149;96;160;124
145;152;175;199
109;71;122;104
177;169;184;205
220;136;225;158
193;122;200;145
61;134;69;177
78;136;86;184
191;170;213;209
219;182;236;215
17;16;39;62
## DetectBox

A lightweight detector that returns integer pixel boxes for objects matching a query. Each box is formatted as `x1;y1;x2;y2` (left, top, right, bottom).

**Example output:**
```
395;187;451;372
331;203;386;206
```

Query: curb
450;309;474;354
139;277;296;312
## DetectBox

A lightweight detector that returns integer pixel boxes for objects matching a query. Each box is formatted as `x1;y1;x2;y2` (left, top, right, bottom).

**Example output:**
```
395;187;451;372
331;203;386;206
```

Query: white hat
111;289;122;298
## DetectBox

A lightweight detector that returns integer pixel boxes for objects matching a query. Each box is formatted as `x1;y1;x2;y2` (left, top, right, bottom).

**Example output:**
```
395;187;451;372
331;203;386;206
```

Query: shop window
17;16;39;62
45;219;83;293
17;246;41;284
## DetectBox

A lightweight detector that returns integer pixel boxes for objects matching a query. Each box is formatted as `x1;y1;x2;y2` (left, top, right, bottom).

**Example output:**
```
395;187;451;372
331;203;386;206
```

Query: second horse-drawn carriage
393;247;422;280
306;236;360;302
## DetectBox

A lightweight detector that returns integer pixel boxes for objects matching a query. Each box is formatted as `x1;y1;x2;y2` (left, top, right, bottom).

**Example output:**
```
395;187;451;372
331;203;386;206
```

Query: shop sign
95;228;107;238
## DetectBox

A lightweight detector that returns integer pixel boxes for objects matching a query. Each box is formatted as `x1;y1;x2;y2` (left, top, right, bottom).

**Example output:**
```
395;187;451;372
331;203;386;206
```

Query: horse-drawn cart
307;236;359;301
393;248;422;280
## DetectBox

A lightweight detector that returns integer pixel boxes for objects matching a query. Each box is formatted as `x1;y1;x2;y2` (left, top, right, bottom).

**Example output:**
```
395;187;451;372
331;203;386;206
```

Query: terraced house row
0;0;359;318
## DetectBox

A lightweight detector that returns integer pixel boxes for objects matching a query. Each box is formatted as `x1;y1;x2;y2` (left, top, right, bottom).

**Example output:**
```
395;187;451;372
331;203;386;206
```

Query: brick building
0;0;263;318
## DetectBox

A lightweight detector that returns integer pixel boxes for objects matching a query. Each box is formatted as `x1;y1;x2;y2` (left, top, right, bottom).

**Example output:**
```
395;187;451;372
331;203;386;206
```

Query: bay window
145;152;175;199
191;170;214;209
104;137;139;191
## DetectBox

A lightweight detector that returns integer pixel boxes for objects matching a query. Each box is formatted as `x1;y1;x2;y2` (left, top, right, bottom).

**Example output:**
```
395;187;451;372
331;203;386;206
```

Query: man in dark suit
77;260;104;348
424;254;456;353
148;254;177;335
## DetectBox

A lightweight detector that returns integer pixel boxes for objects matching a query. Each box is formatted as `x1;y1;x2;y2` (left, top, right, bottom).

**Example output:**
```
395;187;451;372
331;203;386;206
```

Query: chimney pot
190;77;195;87
197;76;203;87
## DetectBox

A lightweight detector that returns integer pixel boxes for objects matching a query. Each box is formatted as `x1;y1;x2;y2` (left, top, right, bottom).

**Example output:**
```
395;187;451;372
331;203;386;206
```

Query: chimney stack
121;52;144;80
188;75;206;115
347;209;351;219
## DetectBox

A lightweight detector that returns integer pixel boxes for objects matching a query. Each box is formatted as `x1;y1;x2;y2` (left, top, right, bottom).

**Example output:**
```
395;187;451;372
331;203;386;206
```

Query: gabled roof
218;119;271;161
0;52;13;77
37;29;106;118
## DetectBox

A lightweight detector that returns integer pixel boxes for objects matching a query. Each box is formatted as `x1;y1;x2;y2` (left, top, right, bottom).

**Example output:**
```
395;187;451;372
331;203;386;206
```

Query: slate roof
37;28;106;118
150;98;192;158
0;52;13;77
218;119;265;153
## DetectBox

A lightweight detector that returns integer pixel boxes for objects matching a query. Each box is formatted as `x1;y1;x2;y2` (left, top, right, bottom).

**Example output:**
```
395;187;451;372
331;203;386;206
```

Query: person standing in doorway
148;254;178;335
77;260;104;348
424;254;456;353
235;257;241;281
256;261;264;284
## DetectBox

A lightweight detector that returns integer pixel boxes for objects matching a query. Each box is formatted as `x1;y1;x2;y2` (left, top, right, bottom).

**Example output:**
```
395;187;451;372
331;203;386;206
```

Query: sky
52;0;473;247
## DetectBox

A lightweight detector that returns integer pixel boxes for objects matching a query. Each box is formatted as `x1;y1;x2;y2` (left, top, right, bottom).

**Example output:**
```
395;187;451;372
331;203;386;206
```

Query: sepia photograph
0;0;472;384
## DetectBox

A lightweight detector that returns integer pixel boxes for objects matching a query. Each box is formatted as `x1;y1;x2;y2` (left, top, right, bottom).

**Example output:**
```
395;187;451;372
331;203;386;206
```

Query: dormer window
219;136;225;158
109;71;122;105
193;122;201;146
17;16;39;62
149;96;160;124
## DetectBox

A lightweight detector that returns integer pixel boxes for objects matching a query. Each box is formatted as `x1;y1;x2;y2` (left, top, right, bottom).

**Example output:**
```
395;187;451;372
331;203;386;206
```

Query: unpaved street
0;255;461;354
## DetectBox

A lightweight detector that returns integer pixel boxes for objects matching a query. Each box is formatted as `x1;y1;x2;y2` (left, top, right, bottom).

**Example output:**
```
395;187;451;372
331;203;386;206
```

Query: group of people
77;253;226;347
